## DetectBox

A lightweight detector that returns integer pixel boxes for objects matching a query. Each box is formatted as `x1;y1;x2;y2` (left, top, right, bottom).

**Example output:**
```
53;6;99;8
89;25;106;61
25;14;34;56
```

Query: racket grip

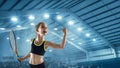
17;55;21;63
18;60;21;63
17;57;22;66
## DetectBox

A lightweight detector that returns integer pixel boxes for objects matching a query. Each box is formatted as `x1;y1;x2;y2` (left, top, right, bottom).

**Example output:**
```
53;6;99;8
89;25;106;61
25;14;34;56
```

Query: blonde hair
35;22;45;31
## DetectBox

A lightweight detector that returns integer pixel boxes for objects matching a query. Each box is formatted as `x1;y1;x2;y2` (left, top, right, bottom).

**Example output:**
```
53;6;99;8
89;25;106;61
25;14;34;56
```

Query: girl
18;22;67;68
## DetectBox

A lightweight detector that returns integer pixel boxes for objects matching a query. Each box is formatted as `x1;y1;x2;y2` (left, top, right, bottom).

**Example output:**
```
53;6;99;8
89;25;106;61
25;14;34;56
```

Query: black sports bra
31;39;46;55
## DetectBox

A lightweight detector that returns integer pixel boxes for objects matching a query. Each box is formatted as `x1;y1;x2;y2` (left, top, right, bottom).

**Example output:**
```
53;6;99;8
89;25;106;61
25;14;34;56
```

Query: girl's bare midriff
29;53;44;65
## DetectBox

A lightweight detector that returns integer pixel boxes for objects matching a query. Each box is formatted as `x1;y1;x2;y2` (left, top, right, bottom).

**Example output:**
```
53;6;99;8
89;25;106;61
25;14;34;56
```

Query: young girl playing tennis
18;22;67;68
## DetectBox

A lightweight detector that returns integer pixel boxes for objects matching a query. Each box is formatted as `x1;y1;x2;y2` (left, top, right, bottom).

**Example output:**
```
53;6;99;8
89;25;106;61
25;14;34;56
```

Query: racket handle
18;60;21;63
18;58;22;66
17;57;21;62
17;55;21;62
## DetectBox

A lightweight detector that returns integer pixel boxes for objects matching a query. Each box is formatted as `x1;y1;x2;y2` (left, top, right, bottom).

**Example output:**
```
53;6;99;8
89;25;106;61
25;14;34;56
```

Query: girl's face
37;23;48;35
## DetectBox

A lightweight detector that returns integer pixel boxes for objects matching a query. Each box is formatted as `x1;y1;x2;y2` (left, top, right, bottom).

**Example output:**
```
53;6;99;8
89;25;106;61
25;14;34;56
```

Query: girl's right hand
17;57;24;61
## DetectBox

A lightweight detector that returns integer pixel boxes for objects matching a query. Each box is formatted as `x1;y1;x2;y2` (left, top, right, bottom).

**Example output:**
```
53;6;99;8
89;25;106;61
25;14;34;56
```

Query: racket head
9;30;19;57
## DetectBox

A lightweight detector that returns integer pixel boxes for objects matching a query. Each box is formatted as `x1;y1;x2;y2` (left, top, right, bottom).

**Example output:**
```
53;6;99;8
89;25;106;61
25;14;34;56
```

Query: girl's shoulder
31;38;34;41
30;38;35;44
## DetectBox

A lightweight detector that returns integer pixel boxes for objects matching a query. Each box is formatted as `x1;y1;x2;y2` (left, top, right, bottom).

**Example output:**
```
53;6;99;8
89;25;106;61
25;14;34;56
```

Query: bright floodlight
57;15;62;20
17;37;20;40
77;27;82;31
85;33;90;37
92;38;96;41
71;38;74;40
11;17;18;22
30;23;35;26
28;15;35;20
26;39;30;42
44;13;49;19
16;25;21;28
0;28;5;30
49;49;52;52
6;37;9;40
78;42;82;45
68;21;74;26
54;28;58;30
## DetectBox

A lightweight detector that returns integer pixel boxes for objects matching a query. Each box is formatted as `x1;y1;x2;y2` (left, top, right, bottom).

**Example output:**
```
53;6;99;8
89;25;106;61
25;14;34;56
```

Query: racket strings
9;30;19;57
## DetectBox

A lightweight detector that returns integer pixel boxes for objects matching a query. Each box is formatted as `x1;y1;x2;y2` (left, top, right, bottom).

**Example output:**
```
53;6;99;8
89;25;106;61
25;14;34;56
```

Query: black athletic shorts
29;63;45;68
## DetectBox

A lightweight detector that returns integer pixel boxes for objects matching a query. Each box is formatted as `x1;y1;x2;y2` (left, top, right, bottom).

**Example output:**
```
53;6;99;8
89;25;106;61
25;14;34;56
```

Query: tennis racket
8;30;21;63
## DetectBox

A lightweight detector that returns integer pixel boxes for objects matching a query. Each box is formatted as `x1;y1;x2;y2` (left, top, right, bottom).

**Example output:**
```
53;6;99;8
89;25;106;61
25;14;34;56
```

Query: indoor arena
0;0;120;68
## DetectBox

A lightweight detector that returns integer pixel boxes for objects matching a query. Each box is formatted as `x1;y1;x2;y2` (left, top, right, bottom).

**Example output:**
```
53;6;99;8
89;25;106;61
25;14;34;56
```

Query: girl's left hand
62;28;67;34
